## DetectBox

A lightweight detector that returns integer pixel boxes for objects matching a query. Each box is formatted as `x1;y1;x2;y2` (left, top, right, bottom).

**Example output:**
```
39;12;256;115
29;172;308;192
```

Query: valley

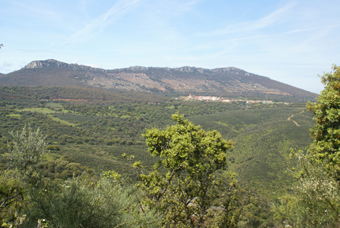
0;86;314;198
0;62;318;227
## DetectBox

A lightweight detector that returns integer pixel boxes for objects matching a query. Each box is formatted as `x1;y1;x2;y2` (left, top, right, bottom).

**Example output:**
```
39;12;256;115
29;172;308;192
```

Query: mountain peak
128;66;148;71
24;59;106;73
24;59;56;69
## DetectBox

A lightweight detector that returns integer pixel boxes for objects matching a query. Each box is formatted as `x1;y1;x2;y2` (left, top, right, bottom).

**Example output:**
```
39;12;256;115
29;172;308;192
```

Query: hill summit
0;59;315;99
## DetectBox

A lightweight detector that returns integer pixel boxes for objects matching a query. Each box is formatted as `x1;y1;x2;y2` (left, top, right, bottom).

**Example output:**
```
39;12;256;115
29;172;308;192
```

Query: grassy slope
189;106;314;197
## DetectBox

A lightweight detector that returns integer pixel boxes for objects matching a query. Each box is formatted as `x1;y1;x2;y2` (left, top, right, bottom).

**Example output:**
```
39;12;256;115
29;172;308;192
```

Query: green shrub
23;175;160;228
46;145;60;151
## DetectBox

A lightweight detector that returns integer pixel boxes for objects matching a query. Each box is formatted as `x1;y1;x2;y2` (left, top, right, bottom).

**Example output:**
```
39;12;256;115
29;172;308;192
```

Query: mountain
0;59;316;99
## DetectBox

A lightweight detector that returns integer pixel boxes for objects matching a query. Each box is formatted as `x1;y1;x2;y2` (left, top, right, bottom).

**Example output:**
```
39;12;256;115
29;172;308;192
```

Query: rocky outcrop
0;59;315;99
25;59;107;73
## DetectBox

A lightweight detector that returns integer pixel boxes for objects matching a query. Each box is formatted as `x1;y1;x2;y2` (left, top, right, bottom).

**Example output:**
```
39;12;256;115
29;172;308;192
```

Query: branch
157;165;182;200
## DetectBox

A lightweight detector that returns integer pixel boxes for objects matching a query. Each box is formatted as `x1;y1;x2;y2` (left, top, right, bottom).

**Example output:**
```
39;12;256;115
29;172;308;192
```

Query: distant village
184;94;288;104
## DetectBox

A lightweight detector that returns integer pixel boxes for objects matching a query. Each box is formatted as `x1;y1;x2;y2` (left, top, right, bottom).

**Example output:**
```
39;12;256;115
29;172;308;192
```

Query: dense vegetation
275;65;340;227
0;77;321;227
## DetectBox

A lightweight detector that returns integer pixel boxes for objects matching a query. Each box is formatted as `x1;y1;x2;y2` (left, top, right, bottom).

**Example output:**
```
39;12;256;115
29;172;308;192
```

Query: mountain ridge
24;59;248;74
0;59;316;99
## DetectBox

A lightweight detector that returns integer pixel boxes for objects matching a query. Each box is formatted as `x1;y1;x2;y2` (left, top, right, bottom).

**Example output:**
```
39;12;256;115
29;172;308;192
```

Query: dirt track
288;110;304;126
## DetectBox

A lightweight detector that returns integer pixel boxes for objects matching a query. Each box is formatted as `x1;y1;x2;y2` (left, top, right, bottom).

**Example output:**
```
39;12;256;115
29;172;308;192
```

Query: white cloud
200;3;295;37
56;0;141;47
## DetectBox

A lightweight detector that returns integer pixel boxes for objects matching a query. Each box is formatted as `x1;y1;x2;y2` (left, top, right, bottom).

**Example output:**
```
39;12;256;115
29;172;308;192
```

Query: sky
1;0;339;93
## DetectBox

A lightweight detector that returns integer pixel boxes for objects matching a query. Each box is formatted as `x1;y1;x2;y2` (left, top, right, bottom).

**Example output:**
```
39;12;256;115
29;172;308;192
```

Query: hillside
189;106;314;197
0;88;315;226
0;86;314;199
0;59;316;100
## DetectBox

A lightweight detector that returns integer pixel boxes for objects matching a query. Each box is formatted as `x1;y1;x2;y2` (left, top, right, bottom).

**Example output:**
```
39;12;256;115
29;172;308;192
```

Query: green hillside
0;86;315;200
189;106;314;197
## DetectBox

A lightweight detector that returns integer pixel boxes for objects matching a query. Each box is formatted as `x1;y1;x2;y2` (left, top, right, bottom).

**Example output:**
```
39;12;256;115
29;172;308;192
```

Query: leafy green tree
276;65;340;227
307;65;340;178
140;113;242;227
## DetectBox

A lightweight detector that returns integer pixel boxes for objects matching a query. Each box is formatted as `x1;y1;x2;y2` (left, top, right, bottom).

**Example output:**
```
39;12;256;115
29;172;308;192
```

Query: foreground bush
275;65;340;227
276;154;340;227
1;126;159;227
22;175;159;228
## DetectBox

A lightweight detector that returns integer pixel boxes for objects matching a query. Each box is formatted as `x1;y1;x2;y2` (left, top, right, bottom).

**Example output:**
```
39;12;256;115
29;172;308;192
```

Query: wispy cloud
0;62;14;73
11;0;61;20
149;0;200;16
15;48;66;55
56;0;141;47
166;0;201;15
200;3;295;37
185;26;318;55
2;62;13;68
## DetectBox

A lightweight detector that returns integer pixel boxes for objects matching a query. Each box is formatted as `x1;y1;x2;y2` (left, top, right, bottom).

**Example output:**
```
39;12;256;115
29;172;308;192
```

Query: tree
307;65;340;179
6;125;46;177
275;152;340;227
140;113;242;227
1;126;46;226
275;65;340;227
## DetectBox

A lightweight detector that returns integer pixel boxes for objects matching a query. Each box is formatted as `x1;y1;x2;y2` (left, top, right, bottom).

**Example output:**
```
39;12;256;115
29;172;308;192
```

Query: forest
0;65;339;227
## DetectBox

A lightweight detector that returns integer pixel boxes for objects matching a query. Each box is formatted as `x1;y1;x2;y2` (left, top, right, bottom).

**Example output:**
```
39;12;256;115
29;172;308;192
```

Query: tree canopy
277;65;340;227
307;65;340;178
140;113;241;227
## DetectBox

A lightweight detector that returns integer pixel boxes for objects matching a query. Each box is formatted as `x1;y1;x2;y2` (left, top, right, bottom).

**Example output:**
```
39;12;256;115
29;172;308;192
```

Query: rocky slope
0;59;316;98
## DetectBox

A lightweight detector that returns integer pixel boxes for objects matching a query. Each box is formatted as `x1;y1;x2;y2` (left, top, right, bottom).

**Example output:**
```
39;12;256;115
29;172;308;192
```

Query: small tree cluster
1;126;159;227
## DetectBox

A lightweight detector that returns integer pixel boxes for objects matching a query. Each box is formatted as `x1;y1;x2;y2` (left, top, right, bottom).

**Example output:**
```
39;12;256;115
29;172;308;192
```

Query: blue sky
1;0;339;93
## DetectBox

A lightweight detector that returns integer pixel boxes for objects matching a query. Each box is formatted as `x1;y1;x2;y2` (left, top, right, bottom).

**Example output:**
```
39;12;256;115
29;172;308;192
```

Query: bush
46;145;60;151
23;175;160;228
275;154;340;227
